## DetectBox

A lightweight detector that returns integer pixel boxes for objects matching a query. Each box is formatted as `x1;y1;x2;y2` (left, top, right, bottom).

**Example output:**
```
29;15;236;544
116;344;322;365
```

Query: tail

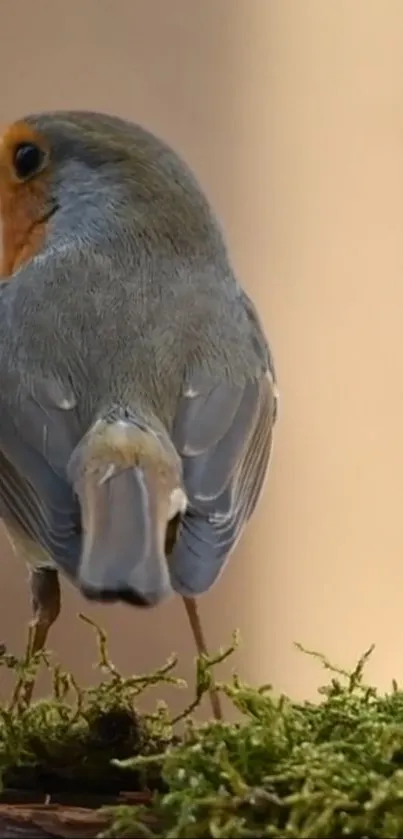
68;411;187;607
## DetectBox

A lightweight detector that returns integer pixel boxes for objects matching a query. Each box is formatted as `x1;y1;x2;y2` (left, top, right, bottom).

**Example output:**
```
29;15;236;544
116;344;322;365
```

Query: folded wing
0;378;82;578
170;308;277;597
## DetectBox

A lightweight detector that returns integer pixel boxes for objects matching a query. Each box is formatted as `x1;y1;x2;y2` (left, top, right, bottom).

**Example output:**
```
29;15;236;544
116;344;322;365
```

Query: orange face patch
0;121;52;277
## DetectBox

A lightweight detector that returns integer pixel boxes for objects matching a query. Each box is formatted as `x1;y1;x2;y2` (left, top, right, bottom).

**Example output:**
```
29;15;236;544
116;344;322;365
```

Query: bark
0;792;153;839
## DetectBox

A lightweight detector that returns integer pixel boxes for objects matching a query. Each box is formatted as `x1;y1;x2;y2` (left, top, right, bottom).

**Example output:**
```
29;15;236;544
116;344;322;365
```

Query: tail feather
68;412;186;607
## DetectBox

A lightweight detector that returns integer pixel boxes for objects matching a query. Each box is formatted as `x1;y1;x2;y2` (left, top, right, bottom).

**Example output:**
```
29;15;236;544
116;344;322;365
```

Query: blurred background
1;0;403;716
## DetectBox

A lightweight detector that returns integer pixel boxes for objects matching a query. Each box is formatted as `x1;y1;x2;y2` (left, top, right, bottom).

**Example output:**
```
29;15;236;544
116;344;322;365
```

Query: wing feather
0;385;82;578
169;369;277;596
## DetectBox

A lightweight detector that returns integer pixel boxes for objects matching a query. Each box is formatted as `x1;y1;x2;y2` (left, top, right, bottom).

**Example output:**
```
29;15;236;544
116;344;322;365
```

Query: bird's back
0;110;271;428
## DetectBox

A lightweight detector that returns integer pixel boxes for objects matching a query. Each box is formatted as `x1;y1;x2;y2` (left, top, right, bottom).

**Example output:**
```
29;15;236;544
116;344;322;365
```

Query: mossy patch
0;613;186;798
2;619;403;837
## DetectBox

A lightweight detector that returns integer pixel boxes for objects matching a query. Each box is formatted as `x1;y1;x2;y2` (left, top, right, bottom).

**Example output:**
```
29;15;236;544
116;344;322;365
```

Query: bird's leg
165;519;223;720
182;596;223;721
23;567;61;704
29;566;61;656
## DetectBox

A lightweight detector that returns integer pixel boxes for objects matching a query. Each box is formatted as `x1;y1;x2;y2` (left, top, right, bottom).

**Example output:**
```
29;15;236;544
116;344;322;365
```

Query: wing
169;310;278;597
0;377;83;579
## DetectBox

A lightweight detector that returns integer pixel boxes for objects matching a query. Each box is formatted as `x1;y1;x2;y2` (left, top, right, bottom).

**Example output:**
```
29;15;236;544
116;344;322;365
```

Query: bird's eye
12;142;46;181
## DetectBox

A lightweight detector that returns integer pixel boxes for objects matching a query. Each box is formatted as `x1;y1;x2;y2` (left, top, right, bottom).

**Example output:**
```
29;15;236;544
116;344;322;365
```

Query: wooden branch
0;792;154;839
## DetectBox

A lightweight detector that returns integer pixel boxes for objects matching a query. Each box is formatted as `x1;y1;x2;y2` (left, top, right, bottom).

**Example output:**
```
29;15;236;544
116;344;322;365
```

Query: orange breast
0;179;49;277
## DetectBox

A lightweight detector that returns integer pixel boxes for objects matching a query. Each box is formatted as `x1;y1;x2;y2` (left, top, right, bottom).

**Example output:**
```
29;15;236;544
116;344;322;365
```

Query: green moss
2;620;403;837
0;614;184;796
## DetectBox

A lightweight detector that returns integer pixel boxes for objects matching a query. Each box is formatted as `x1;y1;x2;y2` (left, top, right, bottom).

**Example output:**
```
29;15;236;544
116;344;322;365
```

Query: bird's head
0;110;202;279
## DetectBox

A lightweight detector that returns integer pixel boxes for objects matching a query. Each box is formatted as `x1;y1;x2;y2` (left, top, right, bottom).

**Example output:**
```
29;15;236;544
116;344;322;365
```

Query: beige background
0;0;403;715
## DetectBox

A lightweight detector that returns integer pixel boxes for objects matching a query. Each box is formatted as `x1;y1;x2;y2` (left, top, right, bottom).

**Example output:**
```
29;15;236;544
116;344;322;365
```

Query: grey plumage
0;110;278;607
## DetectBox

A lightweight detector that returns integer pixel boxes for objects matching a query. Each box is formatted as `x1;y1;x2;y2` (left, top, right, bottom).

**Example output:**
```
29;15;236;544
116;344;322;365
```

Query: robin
0;111;278;717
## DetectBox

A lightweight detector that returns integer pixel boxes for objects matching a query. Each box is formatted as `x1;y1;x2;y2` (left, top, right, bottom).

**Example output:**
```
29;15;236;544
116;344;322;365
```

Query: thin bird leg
23;567;61;704
165;520;223;720
182;595;223;721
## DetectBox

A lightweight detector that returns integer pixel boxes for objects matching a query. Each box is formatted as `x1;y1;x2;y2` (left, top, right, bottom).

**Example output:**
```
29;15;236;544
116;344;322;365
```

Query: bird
0;110;278;717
